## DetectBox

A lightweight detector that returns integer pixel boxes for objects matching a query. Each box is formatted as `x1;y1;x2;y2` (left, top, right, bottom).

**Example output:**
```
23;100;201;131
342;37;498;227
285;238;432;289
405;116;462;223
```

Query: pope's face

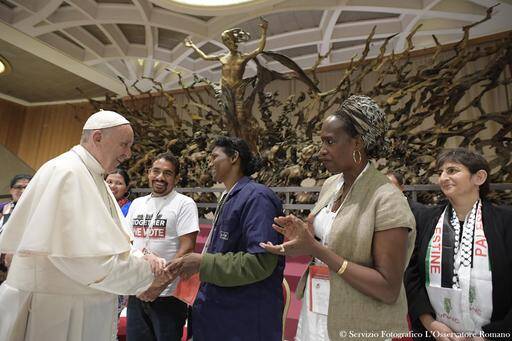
97;125;134;173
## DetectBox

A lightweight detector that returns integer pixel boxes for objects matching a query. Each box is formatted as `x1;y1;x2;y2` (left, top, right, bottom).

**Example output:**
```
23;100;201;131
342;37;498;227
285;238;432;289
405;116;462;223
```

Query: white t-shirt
126;190;199;296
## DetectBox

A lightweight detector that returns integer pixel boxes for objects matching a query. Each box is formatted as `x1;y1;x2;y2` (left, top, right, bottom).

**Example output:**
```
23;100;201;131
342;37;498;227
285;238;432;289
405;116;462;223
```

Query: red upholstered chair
117;314;126;341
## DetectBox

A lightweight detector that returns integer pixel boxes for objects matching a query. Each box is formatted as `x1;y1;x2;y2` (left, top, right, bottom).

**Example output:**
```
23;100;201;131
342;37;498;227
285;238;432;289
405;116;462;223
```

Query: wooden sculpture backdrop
86;8;512;207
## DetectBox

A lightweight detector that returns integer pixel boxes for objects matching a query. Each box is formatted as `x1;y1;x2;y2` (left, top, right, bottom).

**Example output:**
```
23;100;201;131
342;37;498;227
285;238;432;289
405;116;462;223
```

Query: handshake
137;252;202;302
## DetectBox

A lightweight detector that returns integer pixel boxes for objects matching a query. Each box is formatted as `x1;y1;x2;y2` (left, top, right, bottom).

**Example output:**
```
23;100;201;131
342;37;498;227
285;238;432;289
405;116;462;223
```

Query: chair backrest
281;277;291;341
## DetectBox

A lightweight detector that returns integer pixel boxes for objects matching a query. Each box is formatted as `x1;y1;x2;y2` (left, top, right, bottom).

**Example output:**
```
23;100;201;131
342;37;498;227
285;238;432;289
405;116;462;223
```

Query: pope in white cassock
0;111;170;341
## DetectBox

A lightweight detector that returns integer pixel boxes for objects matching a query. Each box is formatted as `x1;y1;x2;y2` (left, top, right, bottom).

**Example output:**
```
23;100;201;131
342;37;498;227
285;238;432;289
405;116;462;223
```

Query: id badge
308;265;330;315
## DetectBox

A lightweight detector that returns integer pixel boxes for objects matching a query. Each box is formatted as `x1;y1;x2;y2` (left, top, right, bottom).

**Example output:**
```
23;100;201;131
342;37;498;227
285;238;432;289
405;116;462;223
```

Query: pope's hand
152;265;178;288
139;266;178;302
137;285;164;302
144;253;166;276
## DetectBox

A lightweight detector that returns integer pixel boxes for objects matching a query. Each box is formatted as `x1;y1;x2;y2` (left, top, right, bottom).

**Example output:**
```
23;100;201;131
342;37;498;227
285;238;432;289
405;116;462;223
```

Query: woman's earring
352;150;362;165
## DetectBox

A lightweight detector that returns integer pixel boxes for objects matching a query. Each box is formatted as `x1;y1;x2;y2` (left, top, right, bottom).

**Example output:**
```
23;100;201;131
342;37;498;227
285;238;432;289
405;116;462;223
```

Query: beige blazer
297;164;416;340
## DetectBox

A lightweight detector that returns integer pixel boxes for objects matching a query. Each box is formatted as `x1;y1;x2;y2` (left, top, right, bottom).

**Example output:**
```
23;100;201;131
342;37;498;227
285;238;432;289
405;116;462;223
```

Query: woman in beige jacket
261;95;416;341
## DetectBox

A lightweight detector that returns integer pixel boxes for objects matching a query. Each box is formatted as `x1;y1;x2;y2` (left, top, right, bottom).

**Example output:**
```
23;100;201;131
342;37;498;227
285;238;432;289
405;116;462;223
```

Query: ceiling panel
337;11;400;24
432;0;487;15
0;0;15;9
239;10;324;38
54;31;85;49
118;24;145;44
152;3;213;21
278;44;317;58
96;0;132;4
0;39;113;102
331;39;367;49
83;25;111;44
189;42;223;60
158;28;188;50
188;14;214;22
331;38;385;50
0;0;510;102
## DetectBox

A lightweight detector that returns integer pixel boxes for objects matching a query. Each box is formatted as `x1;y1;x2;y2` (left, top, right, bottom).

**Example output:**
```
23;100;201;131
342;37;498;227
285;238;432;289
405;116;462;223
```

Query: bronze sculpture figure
184;17;268;148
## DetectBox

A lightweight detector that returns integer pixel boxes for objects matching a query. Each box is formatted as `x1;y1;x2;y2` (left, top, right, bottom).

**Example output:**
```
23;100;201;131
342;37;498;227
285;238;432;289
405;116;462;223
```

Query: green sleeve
199;252;278;287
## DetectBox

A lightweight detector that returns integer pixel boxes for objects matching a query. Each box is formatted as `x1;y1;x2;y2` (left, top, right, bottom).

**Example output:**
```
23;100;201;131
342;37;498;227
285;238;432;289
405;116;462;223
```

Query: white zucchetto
83;110;130;130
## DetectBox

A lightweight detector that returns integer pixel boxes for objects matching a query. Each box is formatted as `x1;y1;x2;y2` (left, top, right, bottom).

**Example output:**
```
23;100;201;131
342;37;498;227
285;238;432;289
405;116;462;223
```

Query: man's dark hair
154;152;180;175
386;171;404;187
10;174;32;188
213;136;261;176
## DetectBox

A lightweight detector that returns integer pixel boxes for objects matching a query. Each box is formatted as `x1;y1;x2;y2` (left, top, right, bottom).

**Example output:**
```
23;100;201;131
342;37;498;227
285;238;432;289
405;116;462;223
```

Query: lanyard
202;184;237;253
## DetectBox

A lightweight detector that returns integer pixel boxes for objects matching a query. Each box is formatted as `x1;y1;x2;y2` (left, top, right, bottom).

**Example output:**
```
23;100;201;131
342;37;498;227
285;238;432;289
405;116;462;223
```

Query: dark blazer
408;198;427;217
405;201;512;340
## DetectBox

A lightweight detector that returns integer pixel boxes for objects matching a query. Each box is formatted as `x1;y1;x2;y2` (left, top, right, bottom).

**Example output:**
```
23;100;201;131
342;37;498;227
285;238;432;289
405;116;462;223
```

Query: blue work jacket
192;177;285;341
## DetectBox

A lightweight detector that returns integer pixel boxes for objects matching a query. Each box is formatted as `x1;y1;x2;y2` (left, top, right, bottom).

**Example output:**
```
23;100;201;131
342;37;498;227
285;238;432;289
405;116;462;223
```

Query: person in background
106;168;132;217
386;171;426;216
126;152;199;341
261;95;416;341
405;148;512;340
0;174;32;282
0;174;32;232
106;168;133;320
170;136;284;341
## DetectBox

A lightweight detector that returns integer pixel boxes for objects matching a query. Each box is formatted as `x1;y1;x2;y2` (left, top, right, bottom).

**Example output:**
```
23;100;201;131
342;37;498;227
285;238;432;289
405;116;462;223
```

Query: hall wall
0;98;26;155
0;33;510;171
0;99;94;170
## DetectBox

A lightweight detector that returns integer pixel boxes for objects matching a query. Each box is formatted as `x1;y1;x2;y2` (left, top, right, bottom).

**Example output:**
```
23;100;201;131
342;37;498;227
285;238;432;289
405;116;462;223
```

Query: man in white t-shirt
126;152;199;341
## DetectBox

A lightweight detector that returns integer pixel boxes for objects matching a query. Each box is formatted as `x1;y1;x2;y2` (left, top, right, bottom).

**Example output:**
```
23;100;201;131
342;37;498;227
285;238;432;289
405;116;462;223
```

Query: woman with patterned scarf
261;95;416;340
405;148;512;341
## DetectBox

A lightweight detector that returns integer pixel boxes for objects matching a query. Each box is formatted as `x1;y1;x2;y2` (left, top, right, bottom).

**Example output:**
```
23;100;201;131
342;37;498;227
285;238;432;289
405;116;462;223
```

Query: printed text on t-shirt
132;213;167;239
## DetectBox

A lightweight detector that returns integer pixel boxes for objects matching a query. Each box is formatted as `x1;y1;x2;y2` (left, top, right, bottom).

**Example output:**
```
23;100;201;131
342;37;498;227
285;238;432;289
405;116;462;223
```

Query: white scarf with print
425;200;493;332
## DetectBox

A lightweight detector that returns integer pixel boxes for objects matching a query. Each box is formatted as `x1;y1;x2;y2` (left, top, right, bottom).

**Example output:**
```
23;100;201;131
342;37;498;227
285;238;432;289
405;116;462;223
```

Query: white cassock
0;145;154;341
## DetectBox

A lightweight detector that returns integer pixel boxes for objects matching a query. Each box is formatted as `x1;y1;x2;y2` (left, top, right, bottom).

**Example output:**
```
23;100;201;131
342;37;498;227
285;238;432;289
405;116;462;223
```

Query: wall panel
18;102;94;169
0;98;26;154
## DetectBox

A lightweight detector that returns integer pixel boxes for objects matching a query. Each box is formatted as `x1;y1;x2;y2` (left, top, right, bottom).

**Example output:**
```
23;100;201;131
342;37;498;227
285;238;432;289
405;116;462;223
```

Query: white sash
426;200;493;332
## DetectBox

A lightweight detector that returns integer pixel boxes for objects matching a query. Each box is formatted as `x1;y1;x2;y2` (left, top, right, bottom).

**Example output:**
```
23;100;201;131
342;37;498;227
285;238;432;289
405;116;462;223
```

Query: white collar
148;190;177;201
72;145;105;176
